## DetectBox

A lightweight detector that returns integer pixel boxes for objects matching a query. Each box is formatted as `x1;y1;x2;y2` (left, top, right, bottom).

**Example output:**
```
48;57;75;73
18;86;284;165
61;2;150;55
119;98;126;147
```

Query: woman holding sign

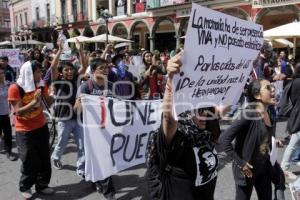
219;79;284;200
146;52;223;200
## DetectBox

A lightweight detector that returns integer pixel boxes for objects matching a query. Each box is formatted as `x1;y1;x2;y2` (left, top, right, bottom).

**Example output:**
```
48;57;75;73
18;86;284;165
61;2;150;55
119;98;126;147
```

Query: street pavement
0;120;297;200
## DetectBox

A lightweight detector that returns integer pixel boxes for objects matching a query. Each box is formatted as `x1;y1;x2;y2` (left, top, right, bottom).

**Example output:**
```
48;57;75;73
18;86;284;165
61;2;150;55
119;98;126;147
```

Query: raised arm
51;40;63;81
101;44;113;60
76;39;88;76
162;52;182;144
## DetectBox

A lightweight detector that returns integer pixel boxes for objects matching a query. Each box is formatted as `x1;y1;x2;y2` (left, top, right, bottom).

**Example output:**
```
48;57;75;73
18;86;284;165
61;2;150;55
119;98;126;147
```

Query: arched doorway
221;7;250;21
255;5;299;30
112;23;128;39
130;20;150;50
83;26;95;51
71;29;81;37
152;17;176;52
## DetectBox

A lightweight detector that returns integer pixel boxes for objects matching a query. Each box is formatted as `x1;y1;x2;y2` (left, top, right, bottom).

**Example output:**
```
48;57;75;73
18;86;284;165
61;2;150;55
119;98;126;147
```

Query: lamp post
99;9;112;45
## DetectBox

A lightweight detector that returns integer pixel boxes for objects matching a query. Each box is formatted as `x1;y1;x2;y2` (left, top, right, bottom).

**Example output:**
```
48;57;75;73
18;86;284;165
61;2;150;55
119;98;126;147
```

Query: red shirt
8;84;48;132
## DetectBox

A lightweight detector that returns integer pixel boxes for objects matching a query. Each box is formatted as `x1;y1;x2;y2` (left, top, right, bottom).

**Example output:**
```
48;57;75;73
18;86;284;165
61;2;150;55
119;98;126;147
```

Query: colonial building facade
10;0;300;51
0;0;10;41
10;0;56;44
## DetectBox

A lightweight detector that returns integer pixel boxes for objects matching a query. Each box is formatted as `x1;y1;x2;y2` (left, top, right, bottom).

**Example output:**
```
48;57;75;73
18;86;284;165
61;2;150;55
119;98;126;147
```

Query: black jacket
287;78;300;133
218;110;273;186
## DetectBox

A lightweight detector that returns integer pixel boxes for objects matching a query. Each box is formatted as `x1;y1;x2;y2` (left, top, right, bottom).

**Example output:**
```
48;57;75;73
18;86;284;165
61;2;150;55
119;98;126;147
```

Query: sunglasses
264;84;275;91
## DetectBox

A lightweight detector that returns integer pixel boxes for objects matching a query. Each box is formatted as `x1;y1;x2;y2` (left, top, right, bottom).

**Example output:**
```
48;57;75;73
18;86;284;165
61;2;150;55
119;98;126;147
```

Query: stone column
127;0;133;15
109;0;116;16
92;0;97;21
149;36;154;52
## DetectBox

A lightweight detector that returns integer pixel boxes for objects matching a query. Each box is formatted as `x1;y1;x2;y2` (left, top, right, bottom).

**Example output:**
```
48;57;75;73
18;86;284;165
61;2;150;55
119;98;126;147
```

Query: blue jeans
51;119;85;175
281;131;300;171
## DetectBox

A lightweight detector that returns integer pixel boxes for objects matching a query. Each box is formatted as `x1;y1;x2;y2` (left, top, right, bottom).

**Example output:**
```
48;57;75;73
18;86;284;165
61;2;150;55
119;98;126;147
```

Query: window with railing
2;0;9;9
25;12;28;25
20;14;23;26
36;7;40;20
115;0;127;16
46;4;50;24
15;15;18;28
61;0;67;23
72;0;77;22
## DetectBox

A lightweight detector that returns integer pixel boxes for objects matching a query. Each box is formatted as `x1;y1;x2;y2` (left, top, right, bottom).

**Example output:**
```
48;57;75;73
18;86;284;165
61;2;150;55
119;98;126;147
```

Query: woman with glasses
219;79;281;200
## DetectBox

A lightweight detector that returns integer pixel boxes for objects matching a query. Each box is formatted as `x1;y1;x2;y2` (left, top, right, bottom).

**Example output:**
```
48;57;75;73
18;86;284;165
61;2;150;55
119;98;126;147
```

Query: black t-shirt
5;65;16;82
158;123;218;187
77;79;115;97
53;76;78;120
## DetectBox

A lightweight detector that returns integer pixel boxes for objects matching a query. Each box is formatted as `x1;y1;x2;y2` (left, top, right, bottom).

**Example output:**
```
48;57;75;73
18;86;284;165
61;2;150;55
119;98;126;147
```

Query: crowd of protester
0;37;299;200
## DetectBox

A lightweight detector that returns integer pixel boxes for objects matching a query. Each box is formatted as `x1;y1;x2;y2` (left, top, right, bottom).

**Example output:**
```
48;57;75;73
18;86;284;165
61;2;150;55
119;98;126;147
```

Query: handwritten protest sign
0;49;21;68
82;95;162;181
173;3;263;115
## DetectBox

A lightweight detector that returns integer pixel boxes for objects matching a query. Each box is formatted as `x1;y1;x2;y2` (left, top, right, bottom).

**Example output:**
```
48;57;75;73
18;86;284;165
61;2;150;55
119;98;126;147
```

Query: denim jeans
51;119;85;175
281;131;300;171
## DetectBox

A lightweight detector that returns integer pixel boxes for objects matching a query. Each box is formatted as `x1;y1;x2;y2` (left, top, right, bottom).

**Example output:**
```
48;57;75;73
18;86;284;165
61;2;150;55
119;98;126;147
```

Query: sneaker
21;189;32;199
94;181;103;193
284;170;298;180
6;152;18;161
53;159;62;170
77;171;85;180
38;187;55;195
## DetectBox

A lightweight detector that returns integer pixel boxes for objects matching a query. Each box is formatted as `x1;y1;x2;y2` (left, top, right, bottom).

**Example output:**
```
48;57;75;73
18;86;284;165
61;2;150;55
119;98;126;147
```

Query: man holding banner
75;58;116;200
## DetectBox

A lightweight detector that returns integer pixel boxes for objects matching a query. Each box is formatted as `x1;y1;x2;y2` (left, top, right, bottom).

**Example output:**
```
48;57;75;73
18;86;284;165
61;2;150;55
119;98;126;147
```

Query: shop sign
252;0;300;8
160;0;173;7
176;8;191;18
173;0;188;4
146;0;160;8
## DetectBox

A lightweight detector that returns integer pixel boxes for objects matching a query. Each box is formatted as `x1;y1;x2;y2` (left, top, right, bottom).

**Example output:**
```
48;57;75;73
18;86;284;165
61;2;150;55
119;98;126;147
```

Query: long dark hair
31;60;42;73
247;79;264;102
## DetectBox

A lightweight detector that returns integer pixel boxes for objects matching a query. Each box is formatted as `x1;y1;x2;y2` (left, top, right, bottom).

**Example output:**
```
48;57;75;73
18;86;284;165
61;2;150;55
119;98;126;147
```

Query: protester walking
75;58;116;200
8;60;54;199
219;78;283;200
50;39;87;178
0;66;17;161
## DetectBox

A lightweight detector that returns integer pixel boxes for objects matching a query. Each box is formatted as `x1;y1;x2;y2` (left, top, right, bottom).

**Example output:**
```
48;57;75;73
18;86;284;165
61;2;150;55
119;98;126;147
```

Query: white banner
172;3;263;116
0;49;22;68
82;95;162;182
252;0;300;8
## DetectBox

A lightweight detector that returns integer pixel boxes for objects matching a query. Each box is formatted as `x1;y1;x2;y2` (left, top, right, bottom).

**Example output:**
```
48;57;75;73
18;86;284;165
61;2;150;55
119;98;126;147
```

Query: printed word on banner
82;95;162;182
172;3;263;115
0;49;21;68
